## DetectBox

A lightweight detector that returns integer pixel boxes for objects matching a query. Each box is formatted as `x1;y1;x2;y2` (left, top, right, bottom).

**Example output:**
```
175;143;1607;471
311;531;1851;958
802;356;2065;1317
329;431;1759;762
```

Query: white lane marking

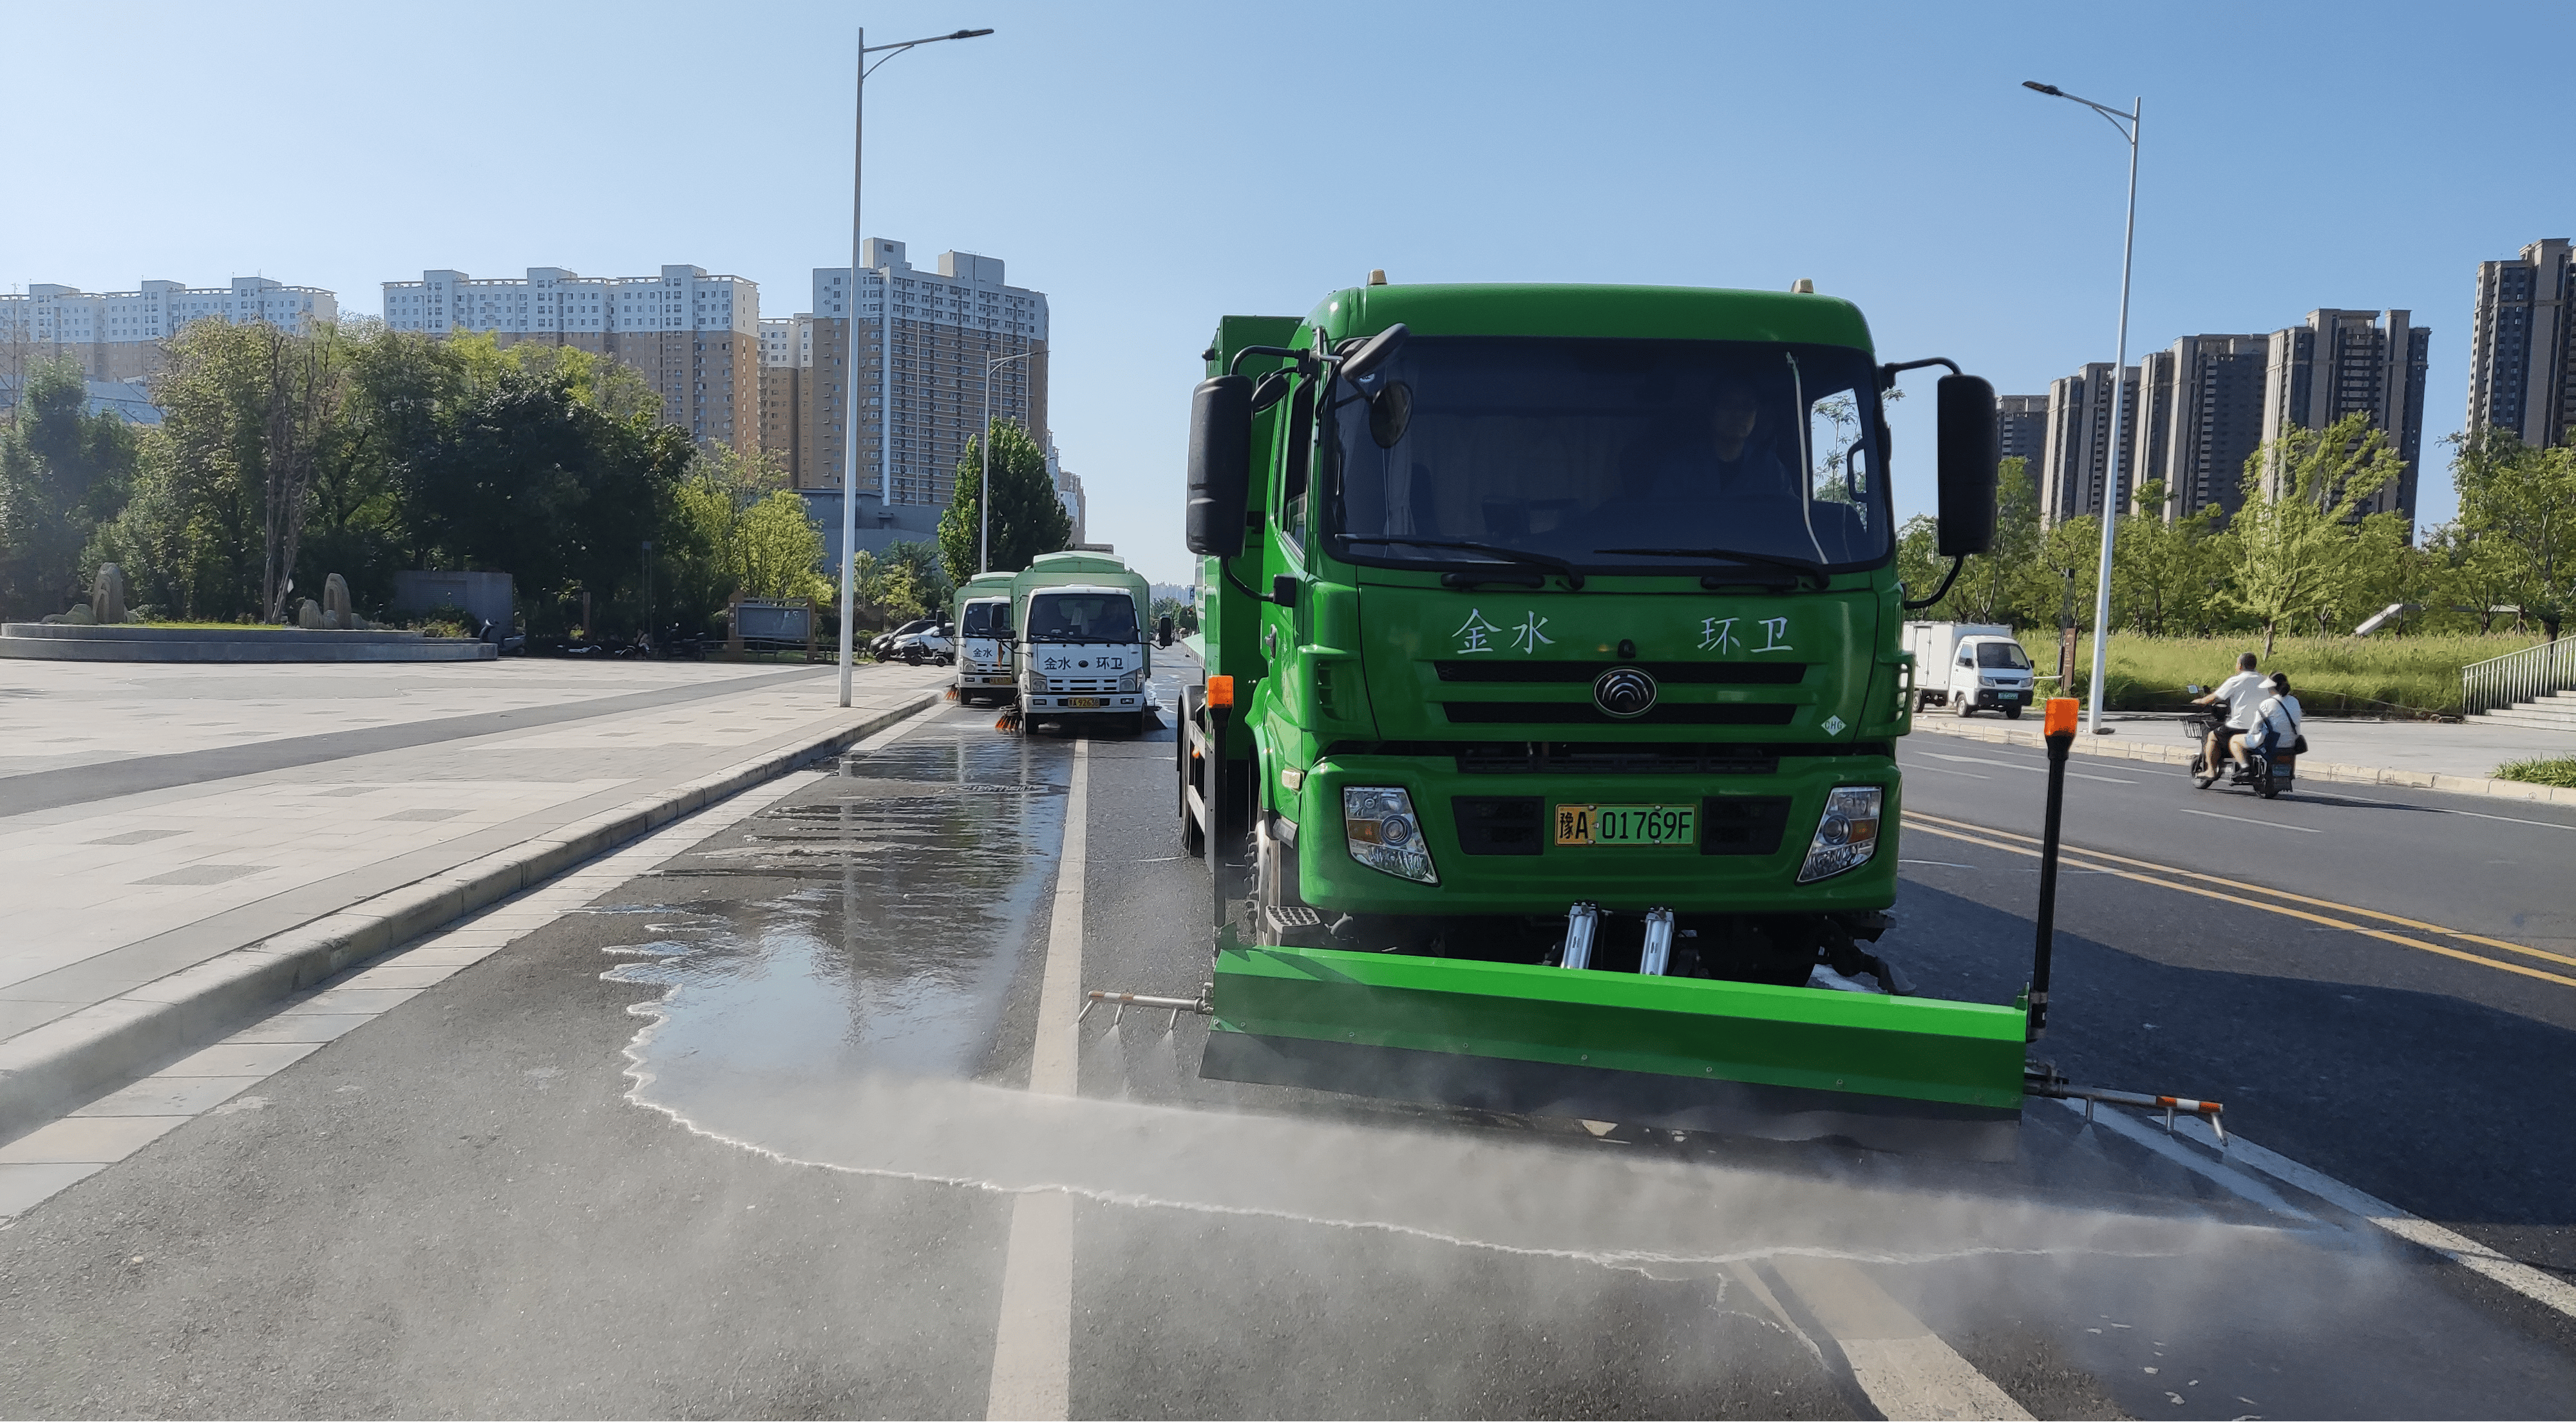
985;737;1086;1421
2176;807;2320;833
1770;1256;2034;1421
2304;793;2576;833
1911;764;1992;780
1899;859;1979;869
2052;1099;2576;1325
1918;751;2135;784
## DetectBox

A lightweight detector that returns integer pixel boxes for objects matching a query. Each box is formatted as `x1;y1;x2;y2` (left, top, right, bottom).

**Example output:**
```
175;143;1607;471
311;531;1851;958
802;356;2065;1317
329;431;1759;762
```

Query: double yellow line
1902;809;2576;989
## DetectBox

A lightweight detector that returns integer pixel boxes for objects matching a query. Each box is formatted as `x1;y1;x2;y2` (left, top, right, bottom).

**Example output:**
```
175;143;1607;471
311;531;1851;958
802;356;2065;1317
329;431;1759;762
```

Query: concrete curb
0;693;936;1142
1909;717;2576;807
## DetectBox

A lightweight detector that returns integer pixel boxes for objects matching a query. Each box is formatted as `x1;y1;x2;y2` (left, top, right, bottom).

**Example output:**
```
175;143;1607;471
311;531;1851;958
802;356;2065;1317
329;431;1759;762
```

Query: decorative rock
91;565;129;624
321;573;370;630
298;598;325;629
63;604;95;625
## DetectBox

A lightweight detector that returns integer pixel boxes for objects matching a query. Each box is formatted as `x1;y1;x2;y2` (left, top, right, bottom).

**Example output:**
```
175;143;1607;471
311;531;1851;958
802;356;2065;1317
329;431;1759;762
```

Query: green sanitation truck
954;571;1018;707
1175;279;2028;1155
1013;551;1155;734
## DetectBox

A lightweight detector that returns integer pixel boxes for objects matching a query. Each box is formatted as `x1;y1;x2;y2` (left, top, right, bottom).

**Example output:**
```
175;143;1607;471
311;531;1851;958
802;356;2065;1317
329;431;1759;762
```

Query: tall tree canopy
939;419;1071;585
0;359;140;618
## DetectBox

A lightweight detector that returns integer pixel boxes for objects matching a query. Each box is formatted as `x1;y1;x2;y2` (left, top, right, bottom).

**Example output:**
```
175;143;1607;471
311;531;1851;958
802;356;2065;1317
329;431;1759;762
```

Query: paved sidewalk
0;659;949;1128
1917;710;2576;804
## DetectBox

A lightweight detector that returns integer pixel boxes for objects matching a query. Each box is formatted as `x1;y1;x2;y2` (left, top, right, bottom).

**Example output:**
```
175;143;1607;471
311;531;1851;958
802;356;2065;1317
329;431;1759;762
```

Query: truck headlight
1796;786;1882;883
1119;668;1145;694
1343;786;1438;884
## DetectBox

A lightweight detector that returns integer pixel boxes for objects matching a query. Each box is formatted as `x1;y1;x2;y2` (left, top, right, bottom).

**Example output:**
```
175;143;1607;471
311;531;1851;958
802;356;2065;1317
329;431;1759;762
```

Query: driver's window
1278;377;1314;555
1808;392;1870;512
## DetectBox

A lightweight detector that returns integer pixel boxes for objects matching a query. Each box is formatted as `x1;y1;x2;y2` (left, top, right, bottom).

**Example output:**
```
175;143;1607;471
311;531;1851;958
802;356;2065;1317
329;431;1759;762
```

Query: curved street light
2024;79;2139;735
838;26;995;707
980;347;1046;574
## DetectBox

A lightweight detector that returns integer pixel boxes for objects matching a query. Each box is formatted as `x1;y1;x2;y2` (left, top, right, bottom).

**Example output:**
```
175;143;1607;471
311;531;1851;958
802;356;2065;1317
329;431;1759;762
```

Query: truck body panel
1902;620;2036;716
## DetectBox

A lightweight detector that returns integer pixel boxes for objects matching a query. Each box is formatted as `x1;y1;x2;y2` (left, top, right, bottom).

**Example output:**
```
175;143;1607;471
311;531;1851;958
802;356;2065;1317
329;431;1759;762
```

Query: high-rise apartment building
2260;308;2428;529
2466;238;2575;448
1995;395;2049;479
379;265;759;451
2040;363;2137;527
2132;334;2270;520
0;276;338;382
759;315;817;481
799;240;1049;507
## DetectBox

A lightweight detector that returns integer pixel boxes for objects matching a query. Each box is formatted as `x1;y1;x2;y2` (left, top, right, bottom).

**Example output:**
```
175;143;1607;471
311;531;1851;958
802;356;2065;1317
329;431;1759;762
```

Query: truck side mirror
1935;374;1999;557
1186;375;1254;556
1338;322;1410;383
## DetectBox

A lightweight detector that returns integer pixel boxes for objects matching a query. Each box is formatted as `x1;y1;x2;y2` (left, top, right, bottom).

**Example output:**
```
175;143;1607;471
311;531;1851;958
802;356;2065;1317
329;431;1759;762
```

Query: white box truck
1012;551;1153;732
1904;621;2037;719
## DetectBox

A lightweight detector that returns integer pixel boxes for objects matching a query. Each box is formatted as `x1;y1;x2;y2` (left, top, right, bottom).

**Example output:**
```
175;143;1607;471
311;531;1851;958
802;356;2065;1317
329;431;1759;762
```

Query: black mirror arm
1880;356;1964;388
1902;555;1968;612
1229;345;1320;378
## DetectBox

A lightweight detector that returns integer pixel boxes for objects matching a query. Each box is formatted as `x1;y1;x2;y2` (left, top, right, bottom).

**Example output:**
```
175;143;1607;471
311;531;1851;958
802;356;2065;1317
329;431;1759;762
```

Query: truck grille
1699;795;1793;856
1452;796;1544;856
1043;677;1122;694
1454;742;1783;775
1441;701;1795;727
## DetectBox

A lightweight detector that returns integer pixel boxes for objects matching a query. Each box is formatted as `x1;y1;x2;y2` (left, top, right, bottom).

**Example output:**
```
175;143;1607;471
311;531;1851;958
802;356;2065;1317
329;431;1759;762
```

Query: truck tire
2002;703;2023;720
1955;692;1976;717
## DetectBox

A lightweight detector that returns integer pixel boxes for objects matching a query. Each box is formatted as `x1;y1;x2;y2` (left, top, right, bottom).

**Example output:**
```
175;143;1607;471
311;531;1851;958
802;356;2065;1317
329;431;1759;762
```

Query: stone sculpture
91;565;128;624
298;598;325;629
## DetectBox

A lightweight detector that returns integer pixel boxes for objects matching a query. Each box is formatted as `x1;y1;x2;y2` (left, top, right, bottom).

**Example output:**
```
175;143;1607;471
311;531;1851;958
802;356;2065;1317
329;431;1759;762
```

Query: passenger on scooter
2241;674;2302;768
2192;653;2268;779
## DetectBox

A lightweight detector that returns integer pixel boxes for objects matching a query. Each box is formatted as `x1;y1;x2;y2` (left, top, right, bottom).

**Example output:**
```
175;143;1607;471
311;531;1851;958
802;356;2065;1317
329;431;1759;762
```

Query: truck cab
1012;551;1153;734
954;571;1018;706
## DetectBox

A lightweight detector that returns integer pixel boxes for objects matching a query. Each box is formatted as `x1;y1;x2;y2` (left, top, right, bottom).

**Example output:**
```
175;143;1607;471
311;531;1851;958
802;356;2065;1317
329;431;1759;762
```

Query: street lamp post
978;347;1044;573
2024;80;2139;735
837;24;994;708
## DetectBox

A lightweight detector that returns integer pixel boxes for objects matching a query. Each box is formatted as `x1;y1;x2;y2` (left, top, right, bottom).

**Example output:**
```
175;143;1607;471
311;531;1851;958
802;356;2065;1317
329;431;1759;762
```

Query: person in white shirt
2192;652;2268;782
2242;673;2303;767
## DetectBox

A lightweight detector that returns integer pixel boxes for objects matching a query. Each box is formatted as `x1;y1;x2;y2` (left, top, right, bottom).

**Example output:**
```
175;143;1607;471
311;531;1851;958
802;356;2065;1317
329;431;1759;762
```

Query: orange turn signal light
2043;697;2079;737
1207;675;1235;710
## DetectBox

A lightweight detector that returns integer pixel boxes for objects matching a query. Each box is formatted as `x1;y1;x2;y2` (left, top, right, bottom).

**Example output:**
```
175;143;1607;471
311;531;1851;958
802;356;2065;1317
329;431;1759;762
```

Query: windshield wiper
1339;536;1586;589
1592;546;1829;588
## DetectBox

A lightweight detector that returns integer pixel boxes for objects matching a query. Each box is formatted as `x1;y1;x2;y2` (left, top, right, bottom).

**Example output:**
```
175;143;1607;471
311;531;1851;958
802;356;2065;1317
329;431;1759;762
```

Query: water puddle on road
600;732;1067;1086
591;728;2333;1291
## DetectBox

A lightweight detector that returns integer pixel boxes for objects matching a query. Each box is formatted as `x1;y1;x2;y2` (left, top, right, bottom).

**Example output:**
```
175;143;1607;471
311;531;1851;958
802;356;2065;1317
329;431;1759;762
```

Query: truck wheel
1955;693;1976;717
2002;703;2023;720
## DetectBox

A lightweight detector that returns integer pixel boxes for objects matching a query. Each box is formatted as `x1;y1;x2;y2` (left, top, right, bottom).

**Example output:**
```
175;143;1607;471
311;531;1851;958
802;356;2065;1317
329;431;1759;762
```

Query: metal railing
2463;638;2576;715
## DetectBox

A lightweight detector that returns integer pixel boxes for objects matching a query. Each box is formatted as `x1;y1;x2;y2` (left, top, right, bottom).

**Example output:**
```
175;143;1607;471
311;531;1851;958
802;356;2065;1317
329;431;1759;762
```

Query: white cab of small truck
1017;583;1151;727
955;597;1015;705
1902;620;2036;719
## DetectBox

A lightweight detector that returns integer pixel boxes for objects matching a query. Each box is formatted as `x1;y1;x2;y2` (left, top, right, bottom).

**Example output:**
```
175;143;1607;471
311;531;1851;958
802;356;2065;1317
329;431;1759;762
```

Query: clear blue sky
12;0;2568;585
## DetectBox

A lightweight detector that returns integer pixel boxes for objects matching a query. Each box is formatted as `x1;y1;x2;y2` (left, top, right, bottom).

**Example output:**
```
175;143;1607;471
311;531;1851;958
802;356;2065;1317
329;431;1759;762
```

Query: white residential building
0;276;338;381
379;265;760;449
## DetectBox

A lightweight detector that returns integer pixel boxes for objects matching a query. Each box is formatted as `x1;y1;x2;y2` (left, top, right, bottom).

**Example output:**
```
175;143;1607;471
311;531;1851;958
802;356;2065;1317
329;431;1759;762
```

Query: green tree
2226;413;2402;656
731;490;829;600
877;537;954;619
1891;455;2040;625
2452;430;2576;641
0;358;140;617
939;418;1070;585
2110;478;2226;636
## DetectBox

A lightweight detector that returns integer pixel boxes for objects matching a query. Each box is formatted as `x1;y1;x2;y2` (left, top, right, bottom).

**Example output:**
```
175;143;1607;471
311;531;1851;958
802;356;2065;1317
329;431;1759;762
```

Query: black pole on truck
2029;696;2079;1041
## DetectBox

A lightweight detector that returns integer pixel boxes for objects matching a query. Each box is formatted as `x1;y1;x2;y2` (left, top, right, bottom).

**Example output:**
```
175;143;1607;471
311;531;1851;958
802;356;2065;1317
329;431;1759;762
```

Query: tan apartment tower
2040;362;2137;528
2132;334;2270;522
2260;309;2429;533
379;265;759;451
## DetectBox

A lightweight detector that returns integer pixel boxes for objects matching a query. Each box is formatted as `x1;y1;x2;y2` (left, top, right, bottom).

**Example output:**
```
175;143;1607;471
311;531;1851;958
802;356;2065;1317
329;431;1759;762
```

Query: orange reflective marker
1207;675;1235;710
2043;696;2079;737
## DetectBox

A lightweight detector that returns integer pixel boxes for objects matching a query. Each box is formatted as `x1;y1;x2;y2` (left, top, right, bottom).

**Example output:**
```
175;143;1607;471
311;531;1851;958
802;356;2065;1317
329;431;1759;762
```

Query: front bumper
1024;692;1143;713
1971;685;2031;708
1284;753;1899;916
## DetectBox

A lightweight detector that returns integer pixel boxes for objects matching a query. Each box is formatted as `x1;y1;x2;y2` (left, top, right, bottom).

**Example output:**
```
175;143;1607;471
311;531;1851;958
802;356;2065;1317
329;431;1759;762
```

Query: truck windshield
1025;593;1138;643
1976;641;2031;670
960;600;1007;636
1327;336;1888;576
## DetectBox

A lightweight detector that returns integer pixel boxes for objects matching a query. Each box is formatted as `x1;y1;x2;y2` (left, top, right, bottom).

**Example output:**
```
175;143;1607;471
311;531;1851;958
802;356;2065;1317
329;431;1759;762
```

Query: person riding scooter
2192;652;2268;788
2239;673;2303;773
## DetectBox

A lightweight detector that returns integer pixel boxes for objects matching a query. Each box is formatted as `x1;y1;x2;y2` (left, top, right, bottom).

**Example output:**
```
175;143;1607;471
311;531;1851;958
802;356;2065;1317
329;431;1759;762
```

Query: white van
1903;621;2037;719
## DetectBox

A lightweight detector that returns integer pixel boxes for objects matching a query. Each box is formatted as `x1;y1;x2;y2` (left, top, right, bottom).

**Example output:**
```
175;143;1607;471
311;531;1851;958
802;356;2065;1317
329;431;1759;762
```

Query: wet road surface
3;672;2572;1417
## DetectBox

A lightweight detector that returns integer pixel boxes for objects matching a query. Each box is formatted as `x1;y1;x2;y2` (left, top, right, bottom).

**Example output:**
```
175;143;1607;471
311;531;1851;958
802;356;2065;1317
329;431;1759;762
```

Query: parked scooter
2182;706;2296;799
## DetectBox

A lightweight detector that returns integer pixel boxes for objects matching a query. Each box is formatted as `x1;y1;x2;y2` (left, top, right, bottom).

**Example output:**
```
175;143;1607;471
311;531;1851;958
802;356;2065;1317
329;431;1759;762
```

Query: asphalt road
3;673;2571;1418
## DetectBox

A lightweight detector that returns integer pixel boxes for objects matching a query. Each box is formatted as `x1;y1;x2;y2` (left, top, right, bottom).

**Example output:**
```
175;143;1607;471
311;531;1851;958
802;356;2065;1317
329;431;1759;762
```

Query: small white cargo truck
1903;621;2037;719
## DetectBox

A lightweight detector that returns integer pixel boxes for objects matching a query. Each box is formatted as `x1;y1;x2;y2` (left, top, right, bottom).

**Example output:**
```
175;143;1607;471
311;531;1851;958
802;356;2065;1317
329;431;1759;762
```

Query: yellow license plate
1068;697;1106;708
1554;804;1697;847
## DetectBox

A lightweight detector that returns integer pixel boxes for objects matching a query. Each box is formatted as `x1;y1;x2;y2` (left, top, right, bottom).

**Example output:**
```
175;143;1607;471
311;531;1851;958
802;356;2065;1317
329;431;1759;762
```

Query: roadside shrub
2494;756;2576;789
2008;631;2543;717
